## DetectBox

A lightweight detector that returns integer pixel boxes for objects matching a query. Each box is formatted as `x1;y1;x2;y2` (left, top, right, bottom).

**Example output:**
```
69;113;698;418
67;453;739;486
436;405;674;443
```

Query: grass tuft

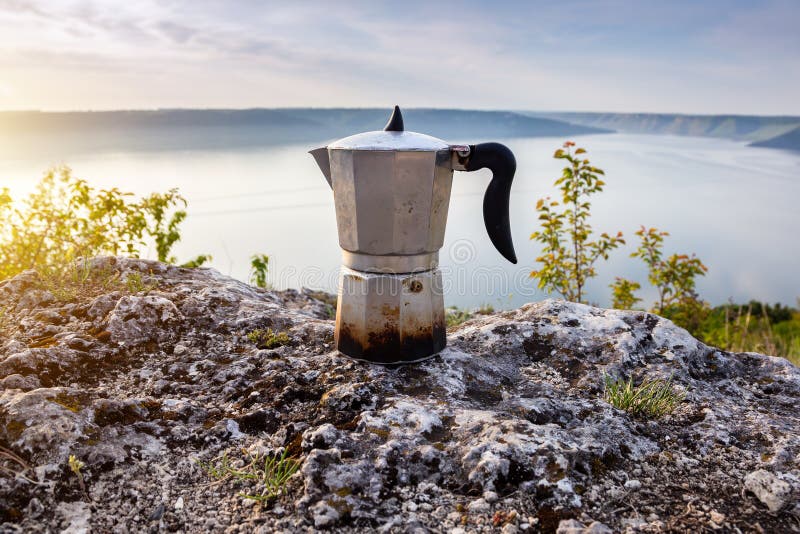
603;374;683;418
445;303;497;330
246;328;290;349
36;259;122;302
198;450;301;503
445;307;474;329
124;271;158;293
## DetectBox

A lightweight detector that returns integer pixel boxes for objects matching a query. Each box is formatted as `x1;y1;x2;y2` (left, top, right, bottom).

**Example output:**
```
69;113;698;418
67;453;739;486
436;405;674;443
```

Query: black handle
464;142;517;264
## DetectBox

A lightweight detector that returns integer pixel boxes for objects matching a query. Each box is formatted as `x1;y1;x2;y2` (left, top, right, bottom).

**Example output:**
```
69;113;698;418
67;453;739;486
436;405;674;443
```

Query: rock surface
0;257;798;533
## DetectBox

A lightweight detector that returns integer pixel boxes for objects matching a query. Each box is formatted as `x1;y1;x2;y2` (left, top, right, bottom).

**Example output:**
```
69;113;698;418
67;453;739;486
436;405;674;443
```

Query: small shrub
198;450;301;503
603;374;683;418
246;328;290;349
530;142;625;303
180;255;213;269
630;226;707;315
249;254;270;289
610;277;642;310
0;167;191;281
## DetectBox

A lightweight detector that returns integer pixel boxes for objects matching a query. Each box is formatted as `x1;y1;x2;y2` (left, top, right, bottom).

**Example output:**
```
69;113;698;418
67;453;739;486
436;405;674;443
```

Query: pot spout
309;147;332;188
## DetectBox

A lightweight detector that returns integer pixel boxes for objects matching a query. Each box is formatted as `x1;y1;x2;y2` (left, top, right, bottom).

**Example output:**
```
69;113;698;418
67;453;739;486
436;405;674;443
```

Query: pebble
467;499;490;513
624;479;642;491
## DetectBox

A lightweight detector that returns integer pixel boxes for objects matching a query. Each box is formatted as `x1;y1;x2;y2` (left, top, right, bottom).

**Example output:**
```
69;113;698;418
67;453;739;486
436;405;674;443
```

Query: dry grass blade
0;445;29;471
0;445;42;485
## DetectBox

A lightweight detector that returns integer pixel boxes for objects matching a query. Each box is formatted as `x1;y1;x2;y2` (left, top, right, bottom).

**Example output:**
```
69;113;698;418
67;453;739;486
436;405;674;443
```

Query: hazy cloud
0;0;797;113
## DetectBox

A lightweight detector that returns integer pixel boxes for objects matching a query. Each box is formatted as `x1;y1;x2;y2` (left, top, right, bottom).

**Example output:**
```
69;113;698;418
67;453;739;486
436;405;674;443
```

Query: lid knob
383;105;404;132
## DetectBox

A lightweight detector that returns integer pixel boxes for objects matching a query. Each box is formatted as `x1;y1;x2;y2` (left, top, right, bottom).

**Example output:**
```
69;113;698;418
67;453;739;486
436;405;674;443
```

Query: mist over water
1;133;798;309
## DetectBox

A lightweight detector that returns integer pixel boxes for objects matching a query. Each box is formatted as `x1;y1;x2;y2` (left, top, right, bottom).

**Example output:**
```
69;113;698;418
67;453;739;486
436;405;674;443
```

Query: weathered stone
0;257;797;533
556;519;613;534
743;469;795;512
107;295;181;345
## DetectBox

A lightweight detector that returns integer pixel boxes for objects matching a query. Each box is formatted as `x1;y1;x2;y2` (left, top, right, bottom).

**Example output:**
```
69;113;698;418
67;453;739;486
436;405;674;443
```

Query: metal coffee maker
310;106;517;364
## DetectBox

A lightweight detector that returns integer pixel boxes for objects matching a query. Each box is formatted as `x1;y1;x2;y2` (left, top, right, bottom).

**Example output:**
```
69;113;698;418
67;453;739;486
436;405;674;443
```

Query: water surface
1;133;797;309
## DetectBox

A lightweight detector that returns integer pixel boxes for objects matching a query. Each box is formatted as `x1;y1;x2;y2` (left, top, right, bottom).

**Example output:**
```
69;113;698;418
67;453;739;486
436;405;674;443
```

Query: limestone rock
0;257;797;532
744;469;795;512
107;295;181;345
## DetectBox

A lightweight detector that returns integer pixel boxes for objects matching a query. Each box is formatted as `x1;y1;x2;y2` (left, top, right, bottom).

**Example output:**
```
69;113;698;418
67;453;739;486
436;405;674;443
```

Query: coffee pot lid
327;106;449;152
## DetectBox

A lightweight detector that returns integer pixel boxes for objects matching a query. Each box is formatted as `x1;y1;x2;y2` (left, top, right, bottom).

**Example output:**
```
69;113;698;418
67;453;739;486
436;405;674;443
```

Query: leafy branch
530;142;624;302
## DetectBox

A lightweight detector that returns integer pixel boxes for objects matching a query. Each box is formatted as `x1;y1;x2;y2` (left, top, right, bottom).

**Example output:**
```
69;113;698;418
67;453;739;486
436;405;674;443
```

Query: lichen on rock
0;257;798;532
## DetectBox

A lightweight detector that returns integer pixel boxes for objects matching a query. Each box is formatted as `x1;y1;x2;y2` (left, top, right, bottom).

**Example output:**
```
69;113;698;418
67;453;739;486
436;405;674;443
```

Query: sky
0;0;798;114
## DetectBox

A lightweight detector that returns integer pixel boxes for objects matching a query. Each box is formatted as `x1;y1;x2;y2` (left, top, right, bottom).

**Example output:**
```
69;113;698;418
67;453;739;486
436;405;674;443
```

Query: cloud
0;0;798;113
153;21;196;44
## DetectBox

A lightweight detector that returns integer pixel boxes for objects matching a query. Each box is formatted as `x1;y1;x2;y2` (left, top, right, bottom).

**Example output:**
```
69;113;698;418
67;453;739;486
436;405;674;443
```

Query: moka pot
310;106;517;364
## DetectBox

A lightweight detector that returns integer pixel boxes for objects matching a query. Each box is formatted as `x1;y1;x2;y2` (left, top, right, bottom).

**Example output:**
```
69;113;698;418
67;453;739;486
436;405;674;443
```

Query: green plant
530;142;625;302
631;226;708;315
610;277;642;310
476;303;495;315
137;191;187;264
198;450;301;503
445;304;497;330
124;271;158;293
68;454;88;500
246;328;290;349
603;374;683;418
249;254;270;288
445;307;474;329
180;254;213;268
0;167;191;281
37;258;123;302
697;301;800;364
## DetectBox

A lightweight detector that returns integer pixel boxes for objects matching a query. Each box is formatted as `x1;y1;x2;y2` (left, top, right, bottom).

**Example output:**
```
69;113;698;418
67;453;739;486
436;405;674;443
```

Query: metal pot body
328;148;453;270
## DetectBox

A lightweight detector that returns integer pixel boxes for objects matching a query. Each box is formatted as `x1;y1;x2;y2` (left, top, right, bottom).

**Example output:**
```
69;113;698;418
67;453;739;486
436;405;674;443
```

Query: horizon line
0;107;799;119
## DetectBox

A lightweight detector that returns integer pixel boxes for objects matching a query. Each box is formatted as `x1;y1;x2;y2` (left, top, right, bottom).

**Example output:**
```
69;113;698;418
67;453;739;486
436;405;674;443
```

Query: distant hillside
0;108;608;157
750;126;800;152
285;108;610;141
524;112;800;143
